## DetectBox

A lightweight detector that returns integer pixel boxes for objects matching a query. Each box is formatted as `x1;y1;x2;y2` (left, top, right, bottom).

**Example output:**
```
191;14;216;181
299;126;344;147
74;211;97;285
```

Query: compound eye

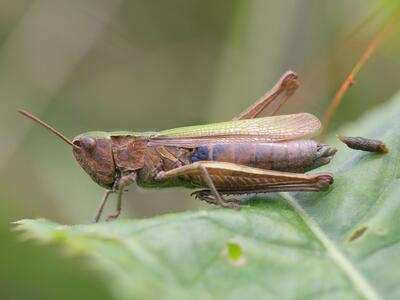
80;136;96;151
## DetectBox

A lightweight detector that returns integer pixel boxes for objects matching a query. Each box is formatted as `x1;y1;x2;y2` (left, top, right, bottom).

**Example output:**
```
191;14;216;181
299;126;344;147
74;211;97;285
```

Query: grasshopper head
72;134;116;189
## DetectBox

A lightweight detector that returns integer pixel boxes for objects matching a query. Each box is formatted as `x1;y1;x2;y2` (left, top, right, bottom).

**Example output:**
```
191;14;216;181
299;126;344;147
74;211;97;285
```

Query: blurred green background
0;0;399;299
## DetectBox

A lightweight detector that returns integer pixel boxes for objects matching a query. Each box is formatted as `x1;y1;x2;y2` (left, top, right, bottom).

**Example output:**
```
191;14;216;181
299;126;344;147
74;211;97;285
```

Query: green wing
149;113;321;147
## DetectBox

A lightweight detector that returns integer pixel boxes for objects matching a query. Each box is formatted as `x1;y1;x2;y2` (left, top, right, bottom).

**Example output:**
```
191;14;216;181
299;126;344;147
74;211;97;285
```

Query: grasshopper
18;71;336;222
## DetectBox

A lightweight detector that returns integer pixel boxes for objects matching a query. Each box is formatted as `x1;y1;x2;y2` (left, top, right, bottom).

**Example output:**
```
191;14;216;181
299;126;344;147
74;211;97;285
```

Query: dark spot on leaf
224;241;246;266
349;226;368;242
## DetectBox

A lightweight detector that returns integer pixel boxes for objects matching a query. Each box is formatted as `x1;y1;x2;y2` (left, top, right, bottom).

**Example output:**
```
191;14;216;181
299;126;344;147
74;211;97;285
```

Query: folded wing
149;113;321;147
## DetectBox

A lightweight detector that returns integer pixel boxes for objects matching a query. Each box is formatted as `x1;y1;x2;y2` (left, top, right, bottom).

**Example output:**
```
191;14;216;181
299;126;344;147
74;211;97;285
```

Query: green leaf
14;93;400;300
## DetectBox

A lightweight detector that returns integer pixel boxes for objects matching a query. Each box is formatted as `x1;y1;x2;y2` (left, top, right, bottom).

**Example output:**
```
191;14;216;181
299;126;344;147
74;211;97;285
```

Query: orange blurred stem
321;15;400;137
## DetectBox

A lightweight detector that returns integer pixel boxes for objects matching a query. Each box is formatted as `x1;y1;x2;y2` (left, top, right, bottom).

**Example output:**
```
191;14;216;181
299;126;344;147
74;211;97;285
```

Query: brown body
107;137;336;194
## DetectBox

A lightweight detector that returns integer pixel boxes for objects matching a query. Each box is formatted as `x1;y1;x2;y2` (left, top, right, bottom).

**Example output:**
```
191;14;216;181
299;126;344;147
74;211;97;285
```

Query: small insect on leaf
337;135;389;153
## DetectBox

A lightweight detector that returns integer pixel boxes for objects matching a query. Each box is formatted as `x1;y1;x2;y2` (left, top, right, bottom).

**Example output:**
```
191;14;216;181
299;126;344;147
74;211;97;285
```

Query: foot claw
105;212;121;222
221;199;241;209
191;190;240;209
191;190;214;202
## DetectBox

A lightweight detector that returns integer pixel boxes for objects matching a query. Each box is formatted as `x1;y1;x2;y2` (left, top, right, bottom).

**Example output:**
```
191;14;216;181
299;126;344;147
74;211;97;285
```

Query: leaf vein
280;192;382;300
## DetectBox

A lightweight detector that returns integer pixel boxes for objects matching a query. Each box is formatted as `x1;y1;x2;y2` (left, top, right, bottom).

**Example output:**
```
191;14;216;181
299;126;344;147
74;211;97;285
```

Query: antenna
17;109;79;149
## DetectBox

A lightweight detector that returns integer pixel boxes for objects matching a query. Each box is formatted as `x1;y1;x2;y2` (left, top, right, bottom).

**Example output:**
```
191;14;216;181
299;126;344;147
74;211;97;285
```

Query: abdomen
191;140;336;173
